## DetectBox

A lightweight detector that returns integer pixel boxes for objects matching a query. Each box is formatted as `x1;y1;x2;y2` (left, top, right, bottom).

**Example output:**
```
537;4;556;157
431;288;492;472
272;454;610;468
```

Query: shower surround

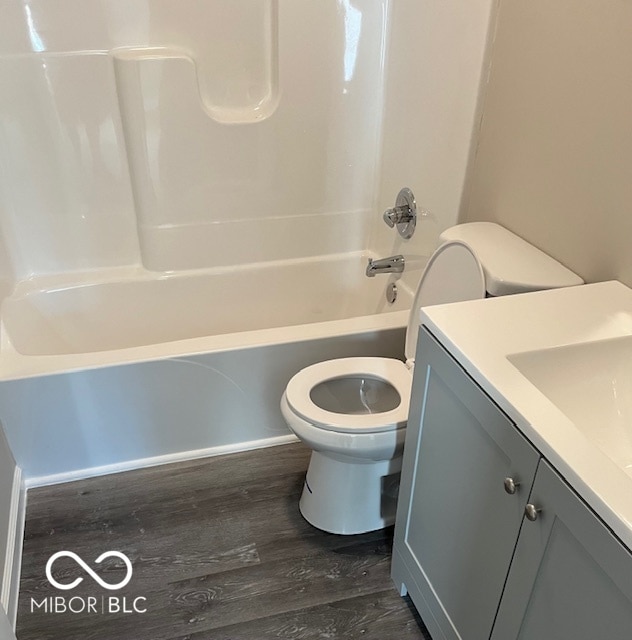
0;0;494;481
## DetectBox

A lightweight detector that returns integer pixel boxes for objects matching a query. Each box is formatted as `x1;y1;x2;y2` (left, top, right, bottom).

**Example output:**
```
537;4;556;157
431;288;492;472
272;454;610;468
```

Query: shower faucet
383;187;417;239
365;255;405;277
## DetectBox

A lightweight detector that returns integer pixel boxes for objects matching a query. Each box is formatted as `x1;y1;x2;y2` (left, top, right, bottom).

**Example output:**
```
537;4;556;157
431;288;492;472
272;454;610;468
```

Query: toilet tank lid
439;222;584;296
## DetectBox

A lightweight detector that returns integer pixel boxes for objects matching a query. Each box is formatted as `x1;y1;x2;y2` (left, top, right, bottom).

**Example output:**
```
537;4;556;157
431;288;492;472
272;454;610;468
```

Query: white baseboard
1;466;25;629
25;434;300;489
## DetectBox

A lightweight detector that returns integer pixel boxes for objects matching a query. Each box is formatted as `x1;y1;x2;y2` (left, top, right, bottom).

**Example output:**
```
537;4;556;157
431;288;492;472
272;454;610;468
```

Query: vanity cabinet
392;327;540;640
490;460;632;639
392;327;632;640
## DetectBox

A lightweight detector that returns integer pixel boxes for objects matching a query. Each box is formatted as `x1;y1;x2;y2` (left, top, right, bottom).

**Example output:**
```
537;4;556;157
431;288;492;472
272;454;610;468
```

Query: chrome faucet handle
382;212;395;228
382;187;417;239
383;205;413;228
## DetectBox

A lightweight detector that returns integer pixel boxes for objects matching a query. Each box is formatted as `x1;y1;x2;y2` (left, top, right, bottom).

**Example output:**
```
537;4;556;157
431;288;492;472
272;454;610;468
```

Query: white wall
0;610;15;640
0;425;17;627
371;0;496;292
463;0;632;287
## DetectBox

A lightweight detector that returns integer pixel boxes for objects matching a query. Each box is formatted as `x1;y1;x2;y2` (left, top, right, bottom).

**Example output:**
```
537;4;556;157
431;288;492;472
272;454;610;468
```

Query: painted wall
371;0;496;292
0;609;15;640
463;0;632;287
0;425;17;622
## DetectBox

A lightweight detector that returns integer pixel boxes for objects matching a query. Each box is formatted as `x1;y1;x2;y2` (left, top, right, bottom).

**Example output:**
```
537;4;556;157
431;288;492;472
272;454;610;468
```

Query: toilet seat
284;357;410;434
403;240;486;365
285;241;487;436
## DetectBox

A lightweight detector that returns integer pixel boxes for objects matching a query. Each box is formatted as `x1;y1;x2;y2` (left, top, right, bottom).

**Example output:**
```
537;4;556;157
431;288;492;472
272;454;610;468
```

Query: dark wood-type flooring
17;443;431;639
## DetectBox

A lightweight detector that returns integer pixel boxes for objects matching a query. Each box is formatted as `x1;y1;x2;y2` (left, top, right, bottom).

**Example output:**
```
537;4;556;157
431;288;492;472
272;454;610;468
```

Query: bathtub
0;253;412;484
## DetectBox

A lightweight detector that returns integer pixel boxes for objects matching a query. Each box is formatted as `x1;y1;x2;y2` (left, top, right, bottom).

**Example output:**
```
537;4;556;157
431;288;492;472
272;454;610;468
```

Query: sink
508;335;632;477
420;281;632;548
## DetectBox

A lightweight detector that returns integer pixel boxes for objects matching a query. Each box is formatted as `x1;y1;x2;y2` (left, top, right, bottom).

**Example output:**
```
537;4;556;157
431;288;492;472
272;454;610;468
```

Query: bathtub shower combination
0;254;410;483
0;0;494;484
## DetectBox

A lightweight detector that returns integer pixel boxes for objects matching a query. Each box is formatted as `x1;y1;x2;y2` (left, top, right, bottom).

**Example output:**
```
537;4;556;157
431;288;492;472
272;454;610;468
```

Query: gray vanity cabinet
393;327;632;640
490;460;632;639
392;328;540;640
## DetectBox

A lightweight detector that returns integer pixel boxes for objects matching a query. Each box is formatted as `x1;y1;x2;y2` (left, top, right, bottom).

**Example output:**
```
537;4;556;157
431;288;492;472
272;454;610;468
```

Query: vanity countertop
420;280;632;549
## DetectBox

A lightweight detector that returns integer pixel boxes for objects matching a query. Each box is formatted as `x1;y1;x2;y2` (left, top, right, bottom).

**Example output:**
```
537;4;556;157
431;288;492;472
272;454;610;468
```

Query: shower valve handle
383;205;413;228
382;188;417;239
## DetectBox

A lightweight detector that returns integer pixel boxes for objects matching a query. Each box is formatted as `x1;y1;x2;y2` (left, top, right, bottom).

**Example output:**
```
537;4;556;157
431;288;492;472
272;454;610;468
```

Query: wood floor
16;443;431;639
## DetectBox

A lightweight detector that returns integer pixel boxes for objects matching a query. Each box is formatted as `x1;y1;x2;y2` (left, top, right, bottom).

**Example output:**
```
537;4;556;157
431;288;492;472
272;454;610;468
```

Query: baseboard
1;465;25;628
25;434;300;489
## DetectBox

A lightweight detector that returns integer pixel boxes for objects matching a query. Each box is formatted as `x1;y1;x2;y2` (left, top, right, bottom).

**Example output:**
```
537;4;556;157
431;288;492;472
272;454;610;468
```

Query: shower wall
0;0;494;287
0;0;387;278
371;0;496;292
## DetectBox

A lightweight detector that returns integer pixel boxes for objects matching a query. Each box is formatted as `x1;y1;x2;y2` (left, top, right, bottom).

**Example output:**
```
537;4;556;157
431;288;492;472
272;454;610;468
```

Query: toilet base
298;449;403;535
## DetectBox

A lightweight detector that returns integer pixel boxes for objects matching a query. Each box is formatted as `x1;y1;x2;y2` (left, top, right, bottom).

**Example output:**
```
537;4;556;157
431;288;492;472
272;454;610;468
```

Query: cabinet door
392;328;540;640
491;460;632;640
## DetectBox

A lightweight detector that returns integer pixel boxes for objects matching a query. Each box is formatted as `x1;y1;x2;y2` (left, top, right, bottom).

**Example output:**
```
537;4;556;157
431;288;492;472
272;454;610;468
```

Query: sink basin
508;336;632;477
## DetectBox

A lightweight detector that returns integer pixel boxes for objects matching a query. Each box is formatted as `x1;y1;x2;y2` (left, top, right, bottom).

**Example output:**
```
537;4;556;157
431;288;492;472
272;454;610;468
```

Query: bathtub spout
365;255;405;278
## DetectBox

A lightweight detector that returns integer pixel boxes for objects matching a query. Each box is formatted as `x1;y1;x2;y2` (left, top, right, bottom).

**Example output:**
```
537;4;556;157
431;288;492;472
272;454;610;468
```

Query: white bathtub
0;253;412;483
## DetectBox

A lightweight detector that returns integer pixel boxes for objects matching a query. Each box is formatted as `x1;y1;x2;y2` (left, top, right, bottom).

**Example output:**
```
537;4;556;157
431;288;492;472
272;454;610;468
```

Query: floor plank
17;443;431;639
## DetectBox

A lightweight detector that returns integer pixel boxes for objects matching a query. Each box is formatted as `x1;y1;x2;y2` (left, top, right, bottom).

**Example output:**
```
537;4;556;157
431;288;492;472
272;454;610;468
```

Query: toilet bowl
281;223;583;535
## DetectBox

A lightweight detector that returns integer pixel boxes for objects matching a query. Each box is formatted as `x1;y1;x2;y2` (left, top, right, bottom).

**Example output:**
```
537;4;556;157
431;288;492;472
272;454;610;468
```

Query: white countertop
420;280;632;549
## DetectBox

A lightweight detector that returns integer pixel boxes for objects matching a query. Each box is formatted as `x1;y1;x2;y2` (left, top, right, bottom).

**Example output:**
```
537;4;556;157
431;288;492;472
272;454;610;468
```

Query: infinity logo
46;551;133;591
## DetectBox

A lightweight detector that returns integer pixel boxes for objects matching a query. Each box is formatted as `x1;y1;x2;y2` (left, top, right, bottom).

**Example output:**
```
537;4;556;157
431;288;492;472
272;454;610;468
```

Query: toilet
280;222;583;535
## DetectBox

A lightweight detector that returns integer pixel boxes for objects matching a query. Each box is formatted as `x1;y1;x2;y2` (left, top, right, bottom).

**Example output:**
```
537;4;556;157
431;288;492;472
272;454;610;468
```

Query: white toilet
280;222;583;535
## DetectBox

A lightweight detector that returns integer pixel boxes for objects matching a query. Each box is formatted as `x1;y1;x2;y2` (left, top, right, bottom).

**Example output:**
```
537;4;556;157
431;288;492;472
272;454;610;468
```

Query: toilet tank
439;223;583;296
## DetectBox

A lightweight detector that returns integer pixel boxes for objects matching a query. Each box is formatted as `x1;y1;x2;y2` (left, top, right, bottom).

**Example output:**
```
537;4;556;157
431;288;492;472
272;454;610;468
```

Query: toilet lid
405;240;486;364
285;357;410;433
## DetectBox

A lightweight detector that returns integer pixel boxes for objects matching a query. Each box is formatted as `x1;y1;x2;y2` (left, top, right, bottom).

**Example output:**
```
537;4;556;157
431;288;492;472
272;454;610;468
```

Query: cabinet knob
525;503;542;521
503;477;520;495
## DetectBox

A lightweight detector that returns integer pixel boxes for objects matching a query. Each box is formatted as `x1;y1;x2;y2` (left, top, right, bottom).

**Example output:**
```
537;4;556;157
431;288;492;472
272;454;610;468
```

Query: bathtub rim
6;250;388;299
0;309;409;382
